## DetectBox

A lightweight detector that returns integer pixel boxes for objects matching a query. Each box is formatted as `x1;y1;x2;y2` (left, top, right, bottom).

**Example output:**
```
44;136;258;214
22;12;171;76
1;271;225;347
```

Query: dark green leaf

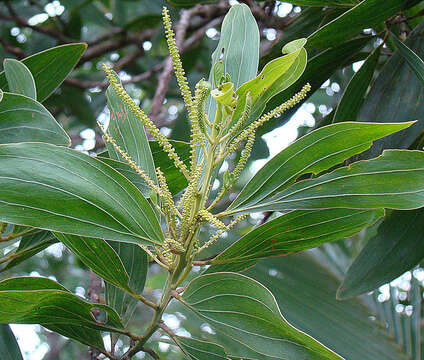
167;0;219;8
244;253;409;360
391;32;424;85
0;143;163;246
230;122;413;211
0;43;87;102
180;272;343;360
55;233;133;293
174;336;227;360
357;21;424;158
1;231;56;272
333;46;381;123
307;0;415;50
208;208;383;273
0;92;71;146
3;59;37;99
338;208;424;299
0;325;23;360
279;0;358;5
229;150;424;214
105;242;148;325
105;73;157;187
0;277;123;349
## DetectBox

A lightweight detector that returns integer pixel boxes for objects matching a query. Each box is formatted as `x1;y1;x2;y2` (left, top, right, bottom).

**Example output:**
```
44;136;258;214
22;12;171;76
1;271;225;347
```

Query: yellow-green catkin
197;214;248;253
156;167;180;217
162;7;193;114
231;131;255;182
198;209;228;230
227;83;311;155
226;92;252;140
102;64;189;179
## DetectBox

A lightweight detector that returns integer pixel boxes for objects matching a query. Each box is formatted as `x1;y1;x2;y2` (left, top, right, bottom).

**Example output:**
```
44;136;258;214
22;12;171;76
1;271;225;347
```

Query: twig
0;38;25;59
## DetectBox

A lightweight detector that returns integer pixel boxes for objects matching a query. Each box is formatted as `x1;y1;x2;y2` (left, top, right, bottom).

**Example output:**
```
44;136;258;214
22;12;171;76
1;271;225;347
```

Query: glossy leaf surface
0;93;70;146
230;150;424;214
0;277;123;349
0;43;87;102
0;325;23;360
338;208;424;299
3;59;37;99
230;122;413;211
0;143;163;245
208;208;383;273
180;272;343;360
55;233;132;292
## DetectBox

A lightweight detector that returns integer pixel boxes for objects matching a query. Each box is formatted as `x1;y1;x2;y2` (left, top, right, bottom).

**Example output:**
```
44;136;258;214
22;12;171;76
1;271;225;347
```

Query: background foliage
0;0;424;359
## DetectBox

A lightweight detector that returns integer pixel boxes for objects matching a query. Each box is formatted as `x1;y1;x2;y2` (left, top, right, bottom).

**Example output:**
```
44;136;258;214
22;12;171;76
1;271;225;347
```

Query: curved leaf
229;150;424;214
3;59;36;99
0;43;87;102
180;272;343;360
0;277;123;349
0;92;71;146
0;143;164;246
55;233;132;293
105;242;148;325
230;122;414;211
0;325;23;360
208;208;383;273
338;207;424;299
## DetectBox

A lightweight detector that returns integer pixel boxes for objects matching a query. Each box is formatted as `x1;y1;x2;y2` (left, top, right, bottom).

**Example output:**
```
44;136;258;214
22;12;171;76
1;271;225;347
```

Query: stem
0;227;36;242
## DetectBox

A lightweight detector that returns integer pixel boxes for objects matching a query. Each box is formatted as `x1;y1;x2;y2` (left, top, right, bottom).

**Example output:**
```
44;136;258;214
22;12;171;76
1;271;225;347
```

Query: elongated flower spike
102;64;189;179
162;7;193;114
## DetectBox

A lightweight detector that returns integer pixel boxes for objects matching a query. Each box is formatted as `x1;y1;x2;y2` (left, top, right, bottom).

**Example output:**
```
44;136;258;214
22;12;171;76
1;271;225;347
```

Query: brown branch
0;38;25;59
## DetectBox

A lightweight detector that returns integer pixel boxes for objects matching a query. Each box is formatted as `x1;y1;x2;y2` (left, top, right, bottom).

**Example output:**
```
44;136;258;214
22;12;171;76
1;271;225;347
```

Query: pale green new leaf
229;150;424;214
230;122;413;211
0;93;70;146
180;272;343;360
0;277;124;349
3;59;37;99
0;325;23;360
208;208;383;273
0;143;164;246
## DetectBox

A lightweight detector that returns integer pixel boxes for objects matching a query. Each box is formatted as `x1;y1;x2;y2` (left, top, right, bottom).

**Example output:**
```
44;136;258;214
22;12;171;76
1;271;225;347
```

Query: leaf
3;59;37;99
1;231;57;272
244;253;410;360
0;325;23;360
0;143;164;246
332;45;381;123
231;39;307;131
105;73;157;186
391;32;424;85
208;208;383;273
228;150;424;214
179;272;343;360
55;233;133;293
258;36;371;136
0;43;87;102
230;121;413;211
206;4;260;121
338;207;424;299
357;21;424;159
105;242;148;325
0;277;124;349
174;336;228;360
307;0;418;50
0;92;71;146
278;0;358;5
